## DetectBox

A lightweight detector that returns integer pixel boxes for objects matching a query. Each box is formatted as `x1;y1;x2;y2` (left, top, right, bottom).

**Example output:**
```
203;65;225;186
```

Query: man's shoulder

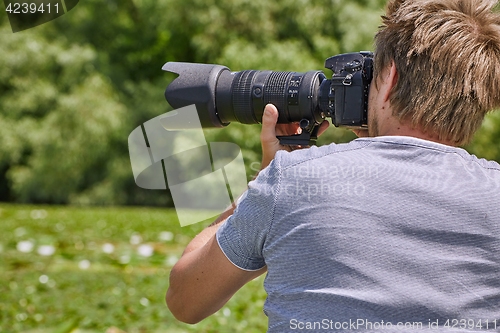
274;135;500;173
274;139;372;170
367;136;500;171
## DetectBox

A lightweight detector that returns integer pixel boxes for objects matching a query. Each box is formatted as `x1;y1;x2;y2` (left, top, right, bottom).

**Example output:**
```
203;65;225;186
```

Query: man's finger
317;120;330;137
261;104;279;143
352;129;370;138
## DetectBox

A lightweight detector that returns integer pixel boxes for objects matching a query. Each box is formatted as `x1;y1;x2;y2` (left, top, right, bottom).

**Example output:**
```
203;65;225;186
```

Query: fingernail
264;106;272;116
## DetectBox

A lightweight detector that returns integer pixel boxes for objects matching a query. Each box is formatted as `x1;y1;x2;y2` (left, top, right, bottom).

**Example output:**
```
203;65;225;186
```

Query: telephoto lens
162;62;327;129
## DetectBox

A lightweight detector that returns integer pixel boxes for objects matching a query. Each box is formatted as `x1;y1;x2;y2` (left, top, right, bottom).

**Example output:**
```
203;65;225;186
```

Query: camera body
162;51;373;145
324;51;373;128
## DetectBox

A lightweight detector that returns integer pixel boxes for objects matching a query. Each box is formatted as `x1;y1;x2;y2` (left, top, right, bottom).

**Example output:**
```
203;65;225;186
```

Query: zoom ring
263;72;293;122
232;70;258;124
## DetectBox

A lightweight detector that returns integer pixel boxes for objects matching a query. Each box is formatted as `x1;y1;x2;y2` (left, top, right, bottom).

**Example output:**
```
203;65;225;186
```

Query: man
166;0;500;331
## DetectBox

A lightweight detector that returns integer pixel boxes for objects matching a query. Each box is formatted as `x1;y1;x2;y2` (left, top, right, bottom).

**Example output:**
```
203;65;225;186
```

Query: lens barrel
217;69;326;126
163;62;326;128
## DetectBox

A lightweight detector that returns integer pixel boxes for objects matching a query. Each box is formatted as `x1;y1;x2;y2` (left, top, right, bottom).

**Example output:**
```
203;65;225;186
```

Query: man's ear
381;61;398;103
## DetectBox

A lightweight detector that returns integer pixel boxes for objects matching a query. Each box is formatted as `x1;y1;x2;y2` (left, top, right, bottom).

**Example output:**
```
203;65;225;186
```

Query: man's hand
260;104;330;169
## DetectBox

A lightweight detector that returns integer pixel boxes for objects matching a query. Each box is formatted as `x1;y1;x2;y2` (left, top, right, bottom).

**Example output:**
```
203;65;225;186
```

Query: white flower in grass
140;297;150;307
137;244;154;257
17;240;34;253
39;275;49;284
102;243;115;254
159;231;174;242
130;234;142;245
79;259;91;270
37;245;55;256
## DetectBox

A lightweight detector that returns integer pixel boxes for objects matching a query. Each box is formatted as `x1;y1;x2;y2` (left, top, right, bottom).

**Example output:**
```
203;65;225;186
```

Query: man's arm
166;104;329;324
166;209;266;324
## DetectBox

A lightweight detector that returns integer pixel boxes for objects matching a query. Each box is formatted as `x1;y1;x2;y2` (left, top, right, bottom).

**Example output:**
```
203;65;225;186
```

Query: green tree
0;24;125;204
1;0;498;206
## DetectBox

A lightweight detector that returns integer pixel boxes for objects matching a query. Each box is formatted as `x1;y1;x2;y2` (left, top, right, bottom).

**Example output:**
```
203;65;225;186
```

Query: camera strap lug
343;74;353;86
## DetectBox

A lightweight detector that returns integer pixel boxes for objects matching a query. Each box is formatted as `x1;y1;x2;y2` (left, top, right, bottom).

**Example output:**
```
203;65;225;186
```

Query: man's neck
375;116;458;147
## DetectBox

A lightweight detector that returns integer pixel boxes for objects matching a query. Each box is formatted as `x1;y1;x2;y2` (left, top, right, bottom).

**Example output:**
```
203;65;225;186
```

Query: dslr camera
162;51;373;145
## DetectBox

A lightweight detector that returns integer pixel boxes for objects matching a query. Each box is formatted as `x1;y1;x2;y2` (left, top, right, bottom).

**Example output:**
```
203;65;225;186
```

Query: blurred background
1;0;499;332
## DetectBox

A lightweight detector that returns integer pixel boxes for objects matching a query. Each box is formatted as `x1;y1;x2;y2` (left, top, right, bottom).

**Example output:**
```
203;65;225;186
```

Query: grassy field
0;204;268;333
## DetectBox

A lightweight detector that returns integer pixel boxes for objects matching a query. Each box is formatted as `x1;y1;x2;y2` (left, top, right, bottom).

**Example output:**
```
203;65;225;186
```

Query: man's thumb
261;104;279;141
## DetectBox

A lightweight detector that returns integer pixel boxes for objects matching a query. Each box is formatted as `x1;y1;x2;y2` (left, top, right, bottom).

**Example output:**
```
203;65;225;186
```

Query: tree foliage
0;0;498;205
467;112;500;163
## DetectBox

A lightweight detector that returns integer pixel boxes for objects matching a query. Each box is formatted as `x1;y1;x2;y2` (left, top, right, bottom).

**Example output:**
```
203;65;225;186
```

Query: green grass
0;204;268;333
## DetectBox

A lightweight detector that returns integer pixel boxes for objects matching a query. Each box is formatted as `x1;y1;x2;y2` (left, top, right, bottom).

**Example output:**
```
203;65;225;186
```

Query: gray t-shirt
216;136;500;332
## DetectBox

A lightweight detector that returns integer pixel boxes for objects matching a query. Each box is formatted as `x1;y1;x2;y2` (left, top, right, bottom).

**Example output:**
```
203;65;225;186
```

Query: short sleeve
216;157;282;271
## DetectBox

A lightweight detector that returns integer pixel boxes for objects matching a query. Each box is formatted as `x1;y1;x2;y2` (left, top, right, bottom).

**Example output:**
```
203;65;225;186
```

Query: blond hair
374;0;500;145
